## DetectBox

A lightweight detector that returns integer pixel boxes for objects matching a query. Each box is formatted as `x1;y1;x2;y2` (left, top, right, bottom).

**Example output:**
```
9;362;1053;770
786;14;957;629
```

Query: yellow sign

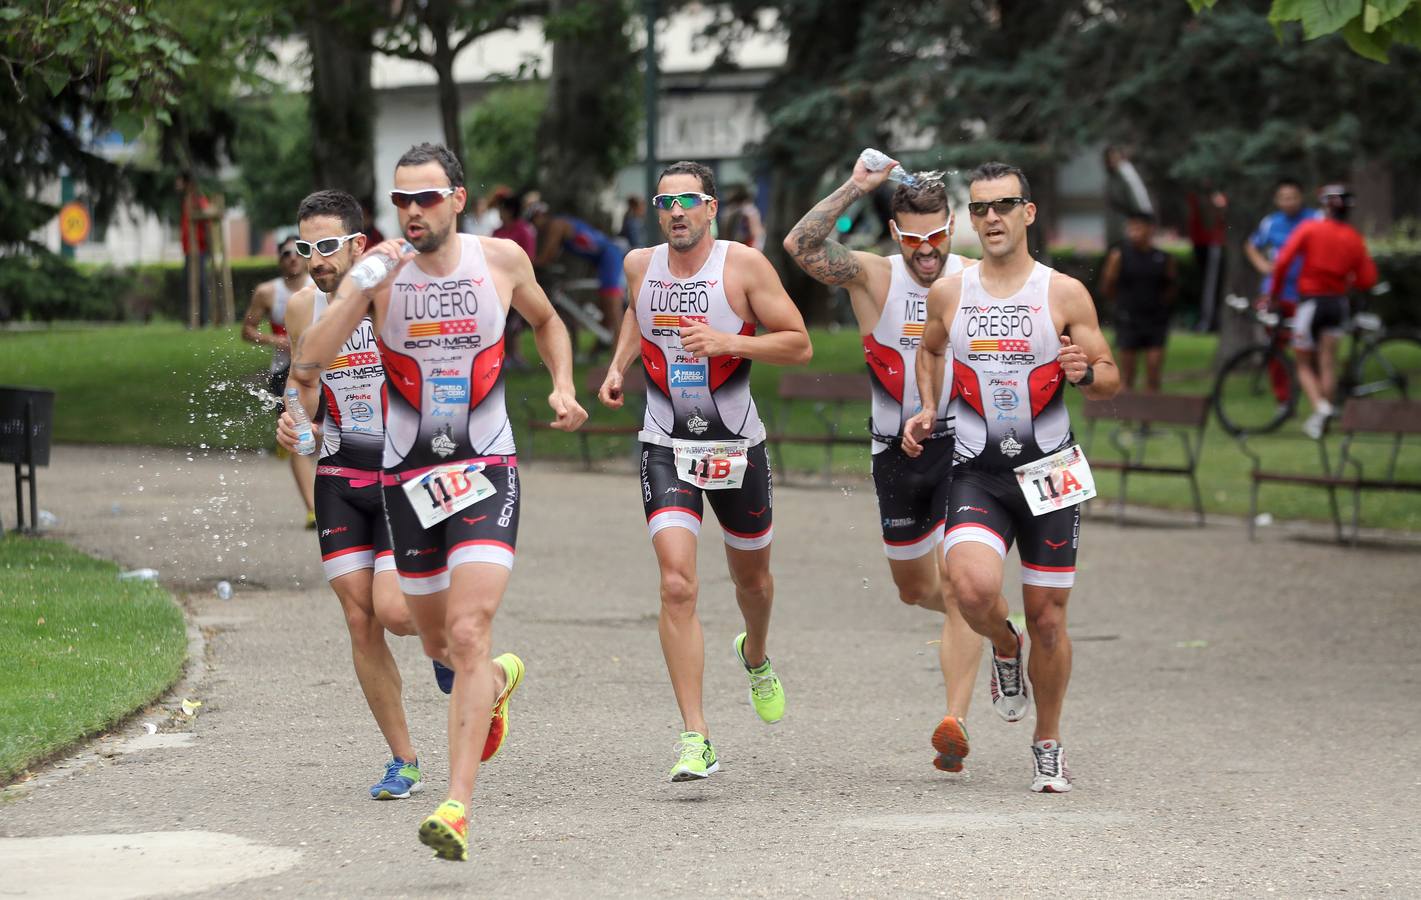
59;202;91;246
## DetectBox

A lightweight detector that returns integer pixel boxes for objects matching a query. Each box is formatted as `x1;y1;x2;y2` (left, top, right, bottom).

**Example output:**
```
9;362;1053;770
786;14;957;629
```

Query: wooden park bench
1081;391;1211;525
766;372;871;484
524;364;645;470
1245;398;1421;544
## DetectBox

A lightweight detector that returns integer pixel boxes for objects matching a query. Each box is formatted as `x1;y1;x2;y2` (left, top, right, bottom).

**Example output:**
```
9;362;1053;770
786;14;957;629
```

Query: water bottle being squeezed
285;388;318;456
348;241;415;290
859;148;917;186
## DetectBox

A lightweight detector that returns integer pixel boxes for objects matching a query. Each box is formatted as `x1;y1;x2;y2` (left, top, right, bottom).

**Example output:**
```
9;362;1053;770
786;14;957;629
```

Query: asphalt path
2;444;1418;898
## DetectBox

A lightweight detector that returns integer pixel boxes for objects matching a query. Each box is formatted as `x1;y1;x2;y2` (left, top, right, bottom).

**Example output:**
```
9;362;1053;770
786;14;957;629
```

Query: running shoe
990;619;1031;722
370;756;423;800
419;799;469;861
733;632;785;723
931;715;970;773
669;731;719;782
305;509;317;530
481;652;525;763
1030;739;1072;793
432;659;455;695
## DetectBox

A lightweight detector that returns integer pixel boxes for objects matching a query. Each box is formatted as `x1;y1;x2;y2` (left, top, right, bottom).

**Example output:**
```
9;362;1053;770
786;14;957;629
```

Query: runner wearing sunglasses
275;189;426;803
291;143;588;861
784;152;986;775
903;162;1120;794
242;233;316;528
597;160;812;784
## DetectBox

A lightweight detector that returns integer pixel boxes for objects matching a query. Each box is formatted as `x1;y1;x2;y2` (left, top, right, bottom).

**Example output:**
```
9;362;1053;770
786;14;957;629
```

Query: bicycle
1211;286;1421;436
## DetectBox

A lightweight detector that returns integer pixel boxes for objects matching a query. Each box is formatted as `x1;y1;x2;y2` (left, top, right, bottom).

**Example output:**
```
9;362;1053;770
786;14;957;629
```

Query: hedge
2;245;1418;329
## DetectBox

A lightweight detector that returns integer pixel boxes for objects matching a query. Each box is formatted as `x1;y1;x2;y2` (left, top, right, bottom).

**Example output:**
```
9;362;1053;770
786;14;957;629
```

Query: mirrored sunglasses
293;233;363;258
390;187;456;209
895;224;950;251
651;192;715;211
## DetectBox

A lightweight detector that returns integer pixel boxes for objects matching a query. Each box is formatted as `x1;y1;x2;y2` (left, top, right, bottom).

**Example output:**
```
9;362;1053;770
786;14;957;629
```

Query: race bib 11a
1014;444;1096;516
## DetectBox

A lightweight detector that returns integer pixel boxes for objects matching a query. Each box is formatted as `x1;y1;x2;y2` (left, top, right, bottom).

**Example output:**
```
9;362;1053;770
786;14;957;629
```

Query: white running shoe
989;619;1030;722
1302;410;1328;440
1031;739;1072;793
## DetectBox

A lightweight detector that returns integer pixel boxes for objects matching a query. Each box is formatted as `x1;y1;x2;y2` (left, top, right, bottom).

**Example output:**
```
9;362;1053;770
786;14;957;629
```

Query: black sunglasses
390;188;456;209
967;197;1028;217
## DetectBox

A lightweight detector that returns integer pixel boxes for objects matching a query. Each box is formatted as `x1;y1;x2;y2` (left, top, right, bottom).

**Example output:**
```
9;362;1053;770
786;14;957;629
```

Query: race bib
1014;444;1096;516
402;463;498;529
673;439;749;490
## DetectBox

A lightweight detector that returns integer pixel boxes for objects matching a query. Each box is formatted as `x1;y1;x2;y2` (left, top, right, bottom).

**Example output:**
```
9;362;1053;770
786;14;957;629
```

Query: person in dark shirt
1099;213;1177;393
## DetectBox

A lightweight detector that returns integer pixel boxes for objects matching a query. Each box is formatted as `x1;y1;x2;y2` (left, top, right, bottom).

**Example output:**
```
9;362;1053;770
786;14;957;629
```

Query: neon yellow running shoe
733;632;785;723
669;731;719;782
481;652;525;762
419;799;469;861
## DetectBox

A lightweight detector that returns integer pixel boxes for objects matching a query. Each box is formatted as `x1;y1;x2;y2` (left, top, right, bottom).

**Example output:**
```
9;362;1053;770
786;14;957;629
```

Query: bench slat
1339;398;1421;435
777;371;870;403
1083;391;1209;427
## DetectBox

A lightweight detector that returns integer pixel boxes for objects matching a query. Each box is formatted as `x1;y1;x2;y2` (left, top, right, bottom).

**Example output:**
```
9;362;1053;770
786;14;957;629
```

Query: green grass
0;535;187;783
2;323;1417;532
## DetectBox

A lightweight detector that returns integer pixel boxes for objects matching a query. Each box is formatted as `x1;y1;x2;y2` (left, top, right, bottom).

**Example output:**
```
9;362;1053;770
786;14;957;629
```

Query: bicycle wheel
1348;331;1421;402
1212;344;1298;436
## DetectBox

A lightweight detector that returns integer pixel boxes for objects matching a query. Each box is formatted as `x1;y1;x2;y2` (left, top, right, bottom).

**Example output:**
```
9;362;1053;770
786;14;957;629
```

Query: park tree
535;0;641;222
374;0;545;178
461;81;549;192
307;3;381;210
1189;0;1421;61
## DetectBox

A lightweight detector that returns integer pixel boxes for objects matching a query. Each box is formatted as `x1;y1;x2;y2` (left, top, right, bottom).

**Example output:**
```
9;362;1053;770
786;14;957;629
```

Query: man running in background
1269;184;1378;439
244;234;316;527
292;143;586;861
530;204;627;349
598;160;812;783
904;162;1121;794
783;152;985;774
1100;212;1177;393
276;189;425;802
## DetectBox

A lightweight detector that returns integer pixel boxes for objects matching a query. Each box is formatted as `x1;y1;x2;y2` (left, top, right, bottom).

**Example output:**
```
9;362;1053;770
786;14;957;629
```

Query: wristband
1073;364;1095;387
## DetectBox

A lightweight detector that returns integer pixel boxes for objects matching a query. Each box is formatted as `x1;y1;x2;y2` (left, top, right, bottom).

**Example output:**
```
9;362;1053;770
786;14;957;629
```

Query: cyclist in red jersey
904;162;1121;793
291;143;587;861
1269;184;1379;438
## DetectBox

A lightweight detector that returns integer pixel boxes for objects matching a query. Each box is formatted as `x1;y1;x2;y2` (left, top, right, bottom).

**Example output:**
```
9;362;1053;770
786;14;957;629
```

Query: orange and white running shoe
931;715;970;773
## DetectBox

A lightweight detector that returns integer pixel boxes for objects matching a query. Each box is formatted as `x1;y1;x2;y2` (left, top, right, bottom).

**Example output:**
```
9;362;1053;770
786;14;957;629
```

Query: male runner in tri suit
244;235;317;527
904;162;1120;793
291;143;587;860
783;152;986;774
275;189;424;803
597;161;812;783
531;205;627;346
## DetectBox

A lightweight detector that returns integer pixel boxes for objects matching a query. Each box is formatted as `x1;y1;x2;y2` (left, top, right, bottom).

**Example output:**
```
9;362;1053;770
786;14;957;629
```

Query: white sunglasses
294;233;363;258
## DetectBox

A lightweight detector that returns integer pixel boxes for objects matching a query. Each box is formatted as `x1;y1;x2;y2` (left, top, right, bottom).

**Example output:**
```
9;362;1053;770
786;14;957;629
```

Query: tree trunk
537;0;635;226
433;48;464;184
307;3;376;209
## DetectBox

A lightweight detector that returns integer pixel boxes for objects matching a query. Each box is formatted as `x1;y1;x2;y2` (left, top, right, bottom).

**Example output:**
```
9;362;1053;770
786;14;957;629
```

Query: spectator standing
619;194;647;249
723;185;766;250
1186;186;1229;331
1100;213;1178;393
1103;146;1153;249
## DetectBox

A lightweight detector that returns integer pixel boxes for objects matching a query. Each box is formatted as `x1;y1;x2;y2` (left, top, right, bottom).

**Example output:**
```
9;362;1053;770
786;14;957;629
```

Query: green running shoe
669;731;719;782
733;632;785;724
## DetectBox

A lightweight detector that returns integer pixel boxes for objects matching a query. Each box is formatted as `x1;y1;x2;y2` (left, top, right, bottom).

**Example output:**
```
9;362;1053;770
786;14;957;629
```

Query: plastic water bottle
215;580;233;601
859;148;916;186
349;242;414;290
119;568;160;581
285;388;317;456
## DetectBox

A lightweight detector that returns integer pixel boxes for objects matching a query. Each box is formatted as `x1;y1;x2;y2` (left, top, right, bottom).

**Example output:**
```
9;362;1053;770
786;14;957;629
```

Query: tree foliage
1189;0;1421;61
462;82;548;192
